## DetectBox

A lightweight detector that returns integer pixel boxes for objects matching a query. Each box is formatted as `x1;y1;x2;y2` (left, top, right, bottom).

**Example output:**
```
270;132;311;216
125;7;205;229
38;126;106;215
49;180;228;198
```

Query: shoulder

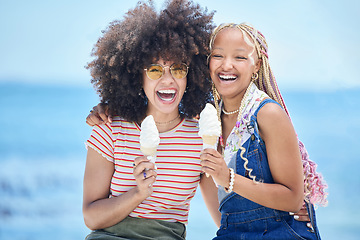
182;117;199;128
257;100;290;127
109;116;137;129
257;99;285;117
110;116;131;124
184;117;199;124
93;116;138;136
256;100;295;140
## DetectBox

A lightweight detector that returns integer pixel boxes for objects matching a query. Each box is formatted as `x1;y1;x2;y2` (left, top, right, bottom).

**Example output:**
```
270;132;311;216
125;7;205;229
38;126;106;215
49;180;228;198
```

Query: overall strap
253;98;282;118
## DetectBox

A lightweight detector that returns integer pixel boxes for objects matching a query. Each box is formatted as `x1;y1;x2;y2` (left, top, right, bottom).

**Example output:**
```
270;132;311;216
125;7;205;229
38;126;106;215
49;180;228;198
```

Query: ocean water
0;82;359;239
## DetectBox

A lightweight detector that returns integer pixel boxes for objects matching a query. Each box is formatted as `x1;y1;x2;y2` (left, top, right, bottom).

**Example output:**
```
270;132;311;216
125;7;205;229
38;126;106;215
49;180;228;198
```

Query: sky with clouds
1;0;359;91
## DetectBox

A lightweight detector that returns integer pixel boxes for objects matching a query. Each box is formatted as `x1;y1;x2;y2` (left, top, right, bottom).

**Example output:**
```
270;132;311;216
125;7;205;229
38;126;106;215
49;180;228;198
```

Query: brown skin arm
199;174;221;227
86;103;112;126
256;102;304;212
292;203;311;223
200;102;304;213
82;148;156;230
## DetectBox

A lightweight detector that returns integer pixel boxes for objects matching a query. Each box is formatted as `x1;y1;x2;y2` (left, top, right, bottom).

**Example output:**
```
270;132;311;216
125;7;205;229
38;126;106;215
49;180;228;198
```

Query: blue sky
1;0;359;91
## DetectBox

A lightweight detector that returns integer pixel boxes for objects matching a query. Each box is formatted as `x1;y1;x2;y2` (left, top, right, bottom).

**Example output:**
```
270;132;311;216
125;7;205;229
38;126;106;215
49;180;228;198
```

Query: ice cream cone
139;115;160;167
140;146;157;164
198;104;221;179
140;146;157;156
202;135;219;148
201;135;219;177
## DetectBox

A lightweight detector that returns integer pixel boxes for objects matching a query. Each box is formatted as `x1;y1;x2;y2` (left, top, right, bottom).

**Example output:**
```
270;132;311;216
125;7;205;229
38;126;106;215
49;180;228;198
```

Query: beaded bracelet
224;168;235;193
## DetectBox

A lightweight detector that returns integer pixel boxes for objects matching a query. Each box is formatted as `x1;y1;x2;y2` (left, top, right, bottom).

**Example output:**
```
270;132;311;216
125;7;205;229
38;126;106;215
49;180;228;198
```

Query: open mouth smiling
157;89;177;102
219;74;237;81
218;74;238;81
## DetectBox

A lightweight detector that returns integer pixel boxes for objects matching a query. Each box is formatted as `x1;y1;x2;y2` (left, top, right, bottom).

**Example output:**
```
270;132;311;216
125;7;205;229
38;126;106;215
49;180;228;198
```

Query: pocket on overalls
280;219;308;240
279;215;319;240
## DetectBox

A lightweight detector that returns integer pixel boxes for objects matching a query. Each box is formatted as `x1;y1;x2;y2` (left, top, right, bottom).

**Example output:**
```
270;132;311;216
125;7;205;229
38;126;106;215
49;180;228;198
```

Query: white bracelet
225;168;235;193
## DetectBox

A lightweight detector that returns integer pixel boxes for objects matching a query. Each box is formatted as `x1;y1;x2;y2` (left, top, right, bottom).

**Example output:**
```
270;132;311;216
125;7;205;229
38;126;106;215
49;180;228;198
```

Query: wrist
133;186;149;201
224;168;235;193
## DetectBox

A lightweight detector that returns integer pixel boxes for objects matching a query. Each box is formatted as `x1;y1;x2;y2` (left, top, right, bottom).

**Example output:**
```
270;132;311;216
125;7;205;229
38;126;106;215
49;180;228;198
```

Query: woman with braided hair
200;23;327;239
87;19;327;239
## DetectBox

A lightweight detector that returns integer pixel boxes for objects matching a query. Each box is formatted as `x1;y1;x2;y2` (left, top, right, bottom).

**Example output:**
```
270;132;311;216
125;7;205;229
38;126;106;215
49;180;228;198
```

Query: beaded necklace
222;108;239;115
215;83;253;154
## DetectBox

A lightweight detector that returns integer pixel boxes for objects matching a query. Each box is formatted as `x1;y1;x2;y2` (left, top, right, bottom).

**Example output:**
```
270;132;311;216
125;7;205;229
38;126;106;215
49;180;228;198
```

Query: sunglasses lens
170;63;188;79
145;63;188;80
146;65;163;80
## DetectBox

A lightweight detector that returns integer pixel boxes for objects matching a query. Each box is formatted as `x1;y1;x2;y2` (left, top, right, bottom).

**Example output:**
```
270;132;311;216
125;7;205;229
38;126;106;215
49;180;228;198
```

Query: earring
251;72;259;81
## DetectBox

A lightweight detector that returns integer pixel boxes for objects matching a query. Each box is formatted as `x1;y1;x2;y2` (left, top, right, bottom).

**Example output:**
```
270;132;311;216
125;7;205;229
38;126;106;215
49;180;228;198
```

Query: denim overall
214;99;321;240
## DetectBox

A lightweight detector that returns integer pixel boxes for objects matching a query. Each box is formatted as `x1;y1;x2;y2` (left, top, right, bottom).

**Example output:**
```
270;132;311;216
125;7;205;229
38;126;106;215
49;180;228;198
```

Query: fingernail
307;223;312;228
289;212;295;215
294;215;299;220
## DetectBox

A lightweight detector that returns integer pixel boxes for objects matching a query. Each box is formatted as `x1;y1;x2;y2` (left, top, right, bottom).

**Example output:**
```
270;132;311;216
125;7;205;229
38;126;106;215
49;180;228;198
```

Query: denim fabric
214;99;321;240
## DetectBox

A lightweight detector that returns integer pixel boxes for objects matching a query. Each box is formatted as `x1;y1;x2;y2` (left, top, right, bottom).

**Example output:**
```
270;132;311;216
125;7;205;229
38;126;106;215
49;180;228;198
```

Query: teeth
158;89;176;94
219;74;237;80
157;89;176;102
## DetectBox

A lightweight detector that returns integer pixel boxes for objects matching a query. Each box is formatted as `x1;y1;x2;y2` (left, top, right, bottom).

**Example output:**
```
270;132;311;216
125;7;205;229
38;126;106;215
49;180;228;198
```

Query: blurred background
1;0;359;239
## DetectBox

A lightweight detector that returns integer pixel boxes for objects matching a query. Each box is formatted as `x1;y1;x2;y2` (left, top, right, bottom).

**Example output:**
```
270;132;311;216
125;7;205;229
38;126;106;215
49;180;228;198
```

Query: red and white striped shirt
86;117;203;224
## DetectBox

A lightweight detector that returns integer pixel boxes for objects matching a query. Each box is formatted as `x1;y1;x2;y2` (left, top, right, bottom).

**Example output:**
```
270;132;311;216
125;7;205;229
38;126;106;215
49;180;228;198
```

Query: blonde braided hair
209;23;328;207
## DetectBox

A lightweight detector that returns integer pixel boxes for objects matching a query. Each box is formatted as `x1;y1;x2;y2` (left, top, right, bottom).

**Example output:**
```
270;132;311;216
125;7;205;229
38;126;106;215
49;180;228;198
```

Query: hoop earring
251;72;259;81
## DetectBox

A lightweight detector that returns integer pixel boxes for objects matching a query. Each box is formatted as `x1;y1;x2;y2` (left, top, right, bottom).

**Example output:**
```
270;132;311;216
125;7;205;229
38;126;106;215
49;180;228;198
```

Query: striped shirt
86;117;203;224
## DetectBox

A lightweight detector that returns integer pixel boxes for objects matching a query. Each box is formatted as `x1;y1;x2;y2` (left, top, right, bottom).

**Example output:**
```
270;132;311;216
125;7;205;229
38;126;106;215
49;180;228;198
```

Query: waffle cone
140;146;157;157
202;135;219;146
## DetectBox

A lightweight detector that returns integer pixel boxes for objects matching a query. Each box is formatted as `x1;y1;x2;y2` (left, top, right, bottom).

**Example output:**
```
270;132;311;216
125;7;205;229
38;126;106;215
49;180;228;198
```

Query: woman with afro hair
83;0;220;239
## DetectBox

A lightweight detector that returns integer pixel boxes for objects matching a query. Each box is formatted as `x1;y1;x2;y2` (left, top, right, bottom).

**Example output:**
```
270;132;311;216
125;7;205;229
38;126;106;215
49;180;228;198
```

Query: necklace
155;114;180;125
222;108;239;115
217;83;253;153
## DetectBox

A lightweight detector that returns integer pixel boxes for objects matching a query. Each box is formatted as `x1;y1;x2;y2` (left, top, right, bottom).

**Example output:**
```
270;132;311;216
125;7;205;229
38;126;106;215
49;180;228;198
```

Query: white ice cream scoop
140;115;160;165
198;103;221;177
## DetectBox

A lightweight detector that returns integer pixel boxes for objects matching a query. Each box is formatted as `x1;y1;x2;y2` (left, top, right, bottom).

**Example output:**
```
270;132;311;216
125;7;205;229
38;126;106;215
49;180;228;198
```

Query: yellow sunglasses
144;63;189;80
